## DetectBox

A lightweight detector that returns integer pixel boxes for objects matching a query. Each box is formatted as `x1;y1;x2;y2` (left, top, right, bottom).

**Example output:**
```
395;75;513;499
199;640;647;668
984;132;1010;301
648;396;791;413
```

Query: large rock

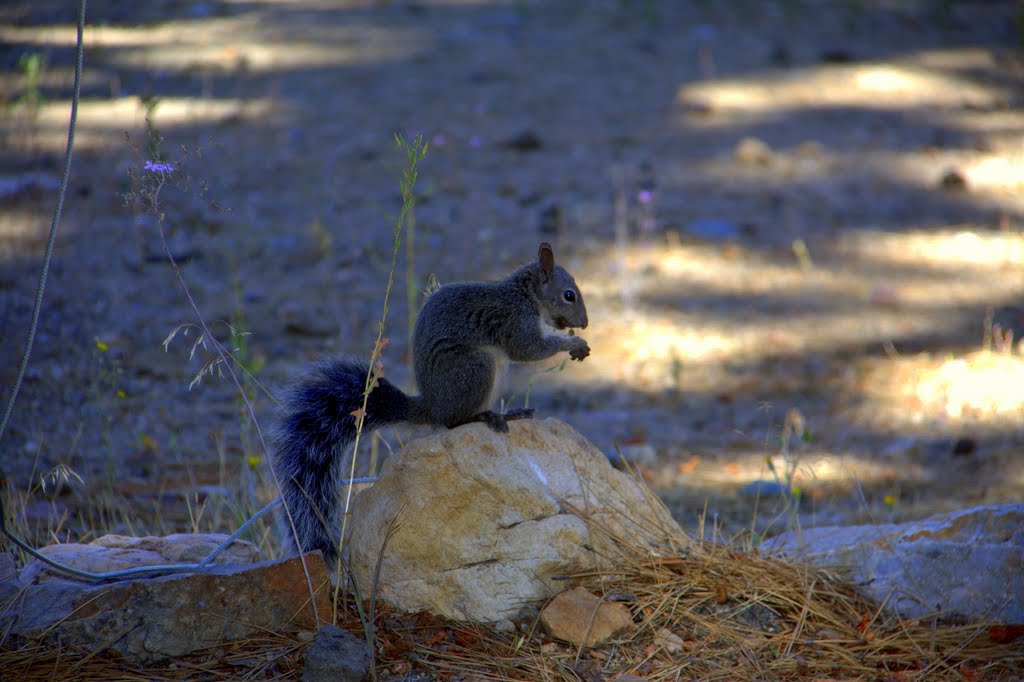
346;418;685;622
2;537;332;663
766;504;1024;623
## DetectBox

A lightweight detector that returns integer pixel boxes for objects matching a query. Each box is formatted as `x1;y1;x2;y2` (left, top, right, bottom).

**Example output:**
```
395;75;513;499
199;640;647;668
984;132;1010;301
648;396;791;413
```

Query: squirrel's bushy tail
271;358;423;570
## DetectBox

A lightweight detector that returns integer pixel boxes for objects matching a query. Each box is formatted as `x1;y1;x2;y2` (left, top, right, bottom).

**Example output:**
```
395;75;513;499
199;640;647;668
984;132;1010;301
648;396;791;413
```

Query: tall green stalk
334;133;428;614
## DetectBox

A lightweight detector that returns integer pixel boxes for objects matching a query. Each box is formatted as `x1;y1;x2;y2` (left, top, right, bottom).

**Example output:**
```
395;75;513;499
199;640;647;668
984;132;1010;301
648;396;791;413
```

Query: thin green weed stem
335;133;428;619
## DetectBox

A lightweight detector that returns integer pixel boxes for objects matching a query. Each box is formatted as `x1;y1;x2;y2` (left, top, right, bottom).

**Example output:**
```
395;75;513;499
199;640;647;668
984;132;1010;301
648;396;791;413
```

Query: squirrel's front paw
569;337;590;361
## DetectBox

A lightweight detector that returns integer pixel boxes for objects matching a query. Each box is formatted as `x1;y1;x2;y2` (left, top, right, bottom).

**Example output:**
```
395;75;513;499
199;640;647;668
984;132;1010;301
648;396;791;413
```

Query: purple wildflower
144;160;174;174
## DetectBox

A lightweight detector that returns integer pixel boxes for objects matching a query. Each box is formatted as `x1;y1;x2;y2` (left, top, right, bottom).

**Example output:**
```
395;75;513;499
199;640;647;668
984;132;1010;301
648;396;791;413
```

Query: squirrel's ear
538;242;555;282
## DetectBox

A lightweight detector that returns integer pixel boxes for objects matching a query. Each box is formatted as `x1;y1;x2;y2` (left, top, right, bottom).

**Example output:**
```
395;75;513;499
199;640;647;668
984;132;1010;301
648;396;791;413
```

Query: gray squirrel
271;242;589;569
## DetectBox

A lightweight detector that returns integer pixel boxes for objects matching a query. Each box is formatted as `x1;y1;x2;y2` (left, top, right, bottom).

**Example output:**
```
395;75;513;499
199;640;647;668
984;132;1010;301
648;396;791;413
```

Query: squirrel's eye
563;290;577;303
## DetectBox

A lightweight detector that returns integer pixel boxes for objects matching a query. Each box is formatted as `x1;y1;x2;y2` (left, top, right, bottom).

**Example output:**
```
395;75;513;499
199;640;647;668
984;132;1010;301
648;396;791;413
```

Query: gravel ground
1;0;1023;540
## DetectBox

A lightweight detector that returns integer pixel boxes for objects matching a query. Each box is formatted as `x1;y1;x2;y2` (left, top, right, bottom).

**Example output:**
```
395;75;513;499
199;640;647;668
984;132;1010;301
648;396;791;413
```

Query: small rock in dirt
770;44;792;67
938;168;969;192
145;231;200;264
679;97;715;115
632;37;659;55
513;603;541;628
538;203;563;235
719;600;783;633
497;183;517;198
952;437;977;458
820;49;855;63
606;442;656;469
302;623;371;682
733;137;773;166
575;658;605;682
738;479;790;500
881;436;922;459
653;627;684;653
494;618;516;633
868;283;900;308
795;140;825;157
517;190;545;206
688;217;740;241
279;302;338;337
196;484;232;500
501;129;544;152
540;586;633;648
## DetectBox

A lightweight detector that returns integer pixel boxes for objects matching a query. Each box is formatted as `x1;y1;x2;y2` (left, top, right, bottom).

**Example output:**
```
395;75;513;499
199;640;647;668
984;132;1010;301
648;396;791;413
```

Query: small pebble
738;480;790;499
501;129;543;152
938;169;968;192
733;137;773;166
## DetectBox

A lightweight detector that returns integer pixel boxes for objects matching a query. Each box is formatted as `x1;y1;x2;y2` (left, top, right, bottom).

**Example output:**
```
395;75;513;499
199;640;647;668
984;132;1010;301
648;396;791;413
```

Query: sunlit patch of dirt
676;48;1008;116
565;232;1024;401
842;350;1024;432
836;228;1024;269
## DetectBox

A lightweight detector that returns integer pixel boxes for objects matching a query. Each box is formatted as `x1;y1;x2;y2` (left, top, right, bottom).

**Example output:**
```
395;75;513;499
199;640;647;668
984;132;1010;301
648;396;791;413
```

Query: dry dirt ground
1;0;1023;544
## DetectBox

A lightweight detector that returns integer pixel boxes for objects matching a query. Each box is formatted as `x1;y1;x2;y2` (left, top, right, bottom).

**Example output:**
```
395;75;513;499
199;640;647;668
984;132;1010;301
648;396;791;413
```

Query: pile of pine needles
419;536;1024;681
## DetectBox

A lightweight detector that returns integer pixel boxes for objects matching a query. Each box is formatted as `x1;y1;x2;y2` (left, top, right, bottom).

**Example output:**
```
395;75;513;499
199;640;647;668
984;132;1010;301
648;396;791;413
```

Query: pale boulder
346;418;685;622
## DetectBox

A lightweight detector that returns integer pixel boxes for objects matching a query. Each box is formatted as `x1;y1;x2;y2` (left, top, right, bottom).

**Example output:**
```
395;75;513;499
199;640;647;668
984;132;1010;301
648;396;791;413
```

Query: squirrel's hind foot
502;408;535;422
460;408;535;433
473;410;510;432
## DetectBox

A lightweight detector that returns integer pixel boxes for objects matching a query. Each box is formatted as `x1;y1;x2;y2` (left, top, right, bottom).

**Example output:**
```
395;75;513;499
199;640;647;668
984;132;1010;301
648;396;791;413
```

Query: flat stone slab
766;504;1024;623
2;550;332;663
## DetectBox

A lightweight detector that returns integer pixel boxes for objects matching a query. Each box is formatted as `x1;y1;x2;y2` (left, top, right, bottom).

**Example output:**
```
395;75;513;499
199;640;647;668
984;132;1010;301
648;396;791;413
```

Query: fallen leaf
989;624;1024;643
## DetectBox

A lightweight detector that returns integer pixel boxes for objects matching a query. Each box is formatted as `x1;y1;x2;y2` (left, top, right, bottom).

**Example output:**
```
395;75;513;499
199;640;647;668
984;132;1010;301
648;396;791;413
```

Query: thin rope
0;496;280;580
0;0;87;444
1;477;377;582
